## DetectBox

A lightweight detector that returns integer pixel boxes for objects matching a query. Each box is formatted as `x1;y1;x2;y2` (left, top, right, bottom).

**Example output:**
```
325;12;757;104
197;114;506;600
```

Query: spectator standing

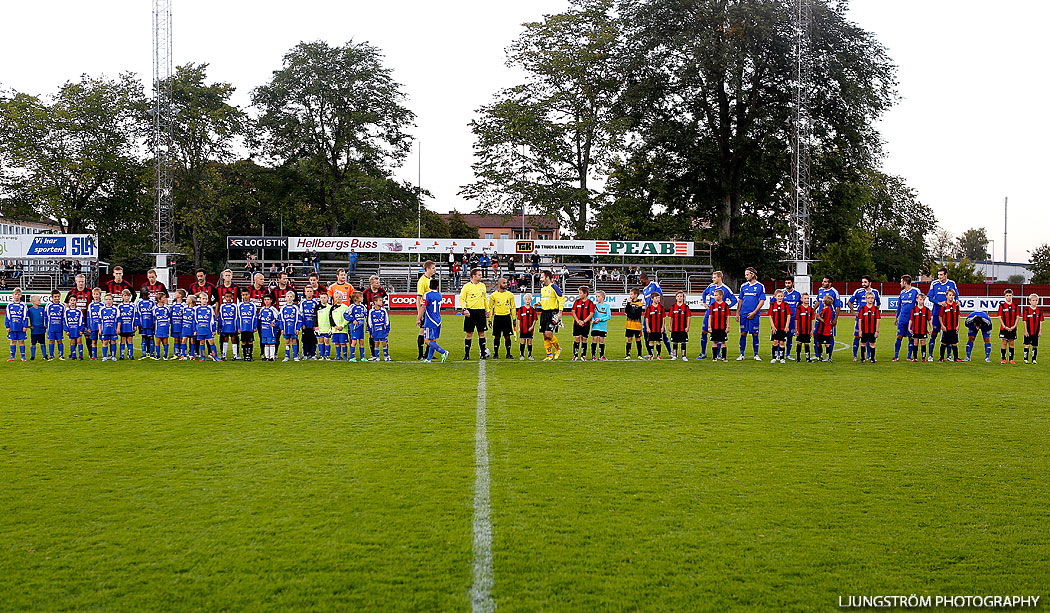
348;249;359;275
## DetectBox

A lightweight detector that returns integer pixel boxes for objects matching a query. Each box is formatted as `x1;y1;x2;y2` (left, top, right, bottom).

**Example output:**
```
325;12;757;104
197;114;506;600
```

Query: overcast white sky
1;1;1045;261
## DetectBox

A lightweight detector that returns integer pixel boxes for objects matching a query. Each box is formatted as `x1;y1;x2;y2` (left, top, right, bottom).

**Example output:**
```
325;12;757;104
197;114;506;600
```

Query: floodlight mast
788;0;815;294
153;0;176;286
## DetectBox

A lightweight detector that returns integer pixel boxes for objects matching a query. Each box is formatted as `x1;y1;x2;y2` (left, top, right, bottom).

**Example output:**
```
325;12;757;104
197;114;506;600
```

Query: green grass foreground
2;314;1048;611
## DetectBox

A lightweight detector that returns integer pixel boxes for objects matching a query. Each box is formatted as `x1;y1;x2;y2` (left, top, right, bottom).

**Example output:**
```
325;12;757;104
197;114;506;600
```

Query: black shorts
221;333;239;342
31;332;46;345
492;315;513;337
1024;335;1039;347
646;331;663;344
625;328;641;338
796;333;811;344
120;332;135;339
861;332;876;344
519;330;534;340
770;330;787;342
670;331;688;343
539;310;557;334
999;329;1017;341
815;333;832;345
573;323;591;337
590;330;606;338
464;309;488;333
911;334;927;341
941;330;959;345
241;331;255;344
711;329;728;343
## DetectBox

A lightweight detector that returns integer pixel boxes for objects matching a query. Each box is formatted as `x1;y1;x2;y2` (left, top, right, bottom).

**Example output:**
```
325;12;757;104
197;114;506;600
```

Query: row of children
3;285;395;363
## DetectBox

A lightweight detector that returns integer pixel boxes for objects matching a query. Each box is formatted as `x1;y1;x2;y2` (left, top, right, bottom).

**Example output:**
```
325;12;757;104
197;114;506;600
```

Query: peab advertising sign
0;234;98;259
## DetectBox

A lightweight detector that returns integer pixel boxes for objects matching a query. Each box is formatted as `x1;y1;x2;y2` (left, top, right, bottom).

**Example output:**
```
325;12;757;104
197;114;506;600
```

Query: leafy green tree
162;63;248;267
955;227;989;261
859;170;936;280
0;73;146;233
927;229;955;262
253;40;416;236
1029;244;1050;284
813;228;877;282
461;0;627;238
942;258;983;284
446;211;479;239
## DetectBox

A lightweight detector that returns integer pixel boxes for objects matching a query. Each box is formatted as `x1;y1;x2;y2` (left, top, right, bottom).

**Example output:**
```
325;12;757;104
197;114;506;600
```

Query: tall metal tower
153;0;176;285
788;0;814;291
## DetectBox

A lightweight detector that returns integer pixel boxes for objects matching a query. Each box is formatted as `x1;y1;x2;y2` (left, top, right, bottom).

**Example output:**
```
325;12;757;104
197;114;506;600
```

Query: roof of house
440;213;558;230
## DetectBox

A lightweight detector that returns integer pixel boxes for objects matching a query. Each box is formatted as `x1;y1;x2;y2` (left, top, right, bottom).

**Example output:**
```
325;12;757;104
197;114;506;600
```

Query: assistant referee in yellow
488;276;517;359
459;268;489;360
539;269;566;360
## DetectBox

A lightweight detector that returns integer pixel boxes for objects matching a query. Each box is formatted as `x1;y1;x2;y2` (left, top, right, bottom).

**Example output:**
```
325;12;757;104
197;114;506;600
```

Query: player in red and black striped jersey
215;269;239;304
908;294;932;362
362;275;389;356
814;294;837;362
517;294;538;360
271;272;296;305
66;275;92;314
794;293;815;362
644;292;665;359
939;290;961;362
998;290;1020;363
142;268;168;301
707;290;731;361
247;272;270;307
571;286;596;360
1023;293;1044;364
189;268;219;306
104;266;134;302
856;292;880;363
668;291;691;360
768;289;792;363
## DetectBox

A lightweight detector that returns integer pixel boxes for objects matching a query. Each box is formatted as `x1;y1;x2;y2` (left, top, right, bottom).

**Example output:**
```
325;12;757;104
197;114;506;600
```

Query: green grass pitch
2;314;1048;611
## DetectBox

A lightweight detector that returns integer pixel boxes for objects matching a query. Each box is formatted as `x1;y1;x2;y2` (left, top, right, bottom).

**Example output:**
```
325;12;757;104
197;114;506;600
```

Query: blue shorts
424;325;441;340
739;315;761;335
701;310;710;331
140;325;154;336
350;325;365;340
8;331;27;341
47;330;64;341
282;330;298;340
172;326;183;338
90;330;99;340
196;332;213;341
260;334;276;344
332;333;348;344
896;315;911;337
66;330;81;340
220;327;237;336
155;325;170;338
966;322;992;338
372;334;388;343
100;333;118;341
316;333;330;339
931;307;943;332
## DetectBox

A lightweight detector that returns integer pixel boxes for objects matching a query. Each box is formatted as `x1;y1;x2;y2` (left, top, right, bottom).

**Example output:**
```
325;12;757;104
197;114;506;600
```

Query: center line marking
471;359;495;613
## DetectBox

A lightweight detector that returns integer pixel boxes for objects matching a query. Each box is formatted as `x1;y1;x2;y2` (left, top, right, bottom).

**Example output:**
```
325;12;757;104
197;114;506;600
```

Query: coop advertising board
287;237;695;257
0;234;98;259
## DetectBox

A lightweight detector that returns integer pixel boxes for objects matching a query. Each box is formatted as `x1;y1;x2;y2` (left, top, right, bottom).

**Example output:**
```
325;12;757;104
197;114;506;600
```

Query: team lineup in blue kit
3;265;1045;365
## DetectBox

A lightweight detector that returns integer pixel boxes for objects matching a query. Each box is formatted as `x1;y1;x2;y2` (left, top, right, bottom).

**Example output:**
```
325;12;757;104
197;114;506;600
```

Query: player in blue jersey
639;272;672;352
894;274;920;361
345;291;368;362
218;292;240;360
86;287;103;359
169;289;186;358
367;295;392;361
258;295;280;361
847;275;881;361
422;278;450;362
182;294;199;359
63;293;85;360
116;289;137;359
28;295;47;360
780;278;802;360
5;288;28;361
813;276;842;360
45;289;66;360
153;291;172;359
279;291;301;362
696;271;738;359
736;267;767;361
194;291;218;361
98;293;119;361
964;310;994;362
927;267;959;356
135;288;156;360
300;286;320;360
237;288;259;362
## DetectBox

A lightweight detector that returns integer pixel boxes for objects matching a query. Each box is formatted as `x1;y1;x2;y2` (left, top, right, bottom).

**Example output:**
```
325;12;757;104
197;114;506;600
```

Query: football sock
680;342;687;357
636;340;643;356
293;345;299;359
358;347;365;359
752;335;759;356
796;344;802;361
785;335;793;357
527;344;533;358
520;343;526;358
869;346;876;361
426;344;435;360
951;346;959;361
164;344;169;358
928;332;937;356
20;345;26;360
58;342;64;358
383;344;389;358
573;342;579;358
1001;348;1007;360
494;338;501;355
591;341;597;357
9;345;14;359
102;346;108;359
920;345;926;360
654;344;661;357
1032;347;1038;362
663;332;672;352
479;338;487;357
599;343;605;358
647;343;654;357
429;340;446;355
465;338;472;358
984;342;991;359
853;337;860;357
417;334;425;359
805;344;811;359
739;335;746;355
700;332;709;356
625;342;631;356
127;343;133;359
940;345;946;360
966;340;973;359
48;342;54;358
895;337;903;358
1009;347;1015;361
544;339;553;358
285;346;290;359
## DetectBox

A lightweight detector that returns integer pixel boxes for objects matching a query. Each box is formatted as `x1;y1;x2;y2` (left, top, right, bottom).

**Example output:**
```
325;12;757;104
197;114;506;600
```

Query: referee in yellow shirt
459;268;489;359
415;260;437;360
539;269;566;360
488;277;516;359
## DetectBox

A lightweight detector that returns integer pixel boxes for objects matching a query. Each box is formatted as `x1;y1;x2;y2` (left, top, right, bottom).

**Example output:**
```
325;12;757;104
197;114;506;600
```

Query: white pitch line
471;359;495;613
